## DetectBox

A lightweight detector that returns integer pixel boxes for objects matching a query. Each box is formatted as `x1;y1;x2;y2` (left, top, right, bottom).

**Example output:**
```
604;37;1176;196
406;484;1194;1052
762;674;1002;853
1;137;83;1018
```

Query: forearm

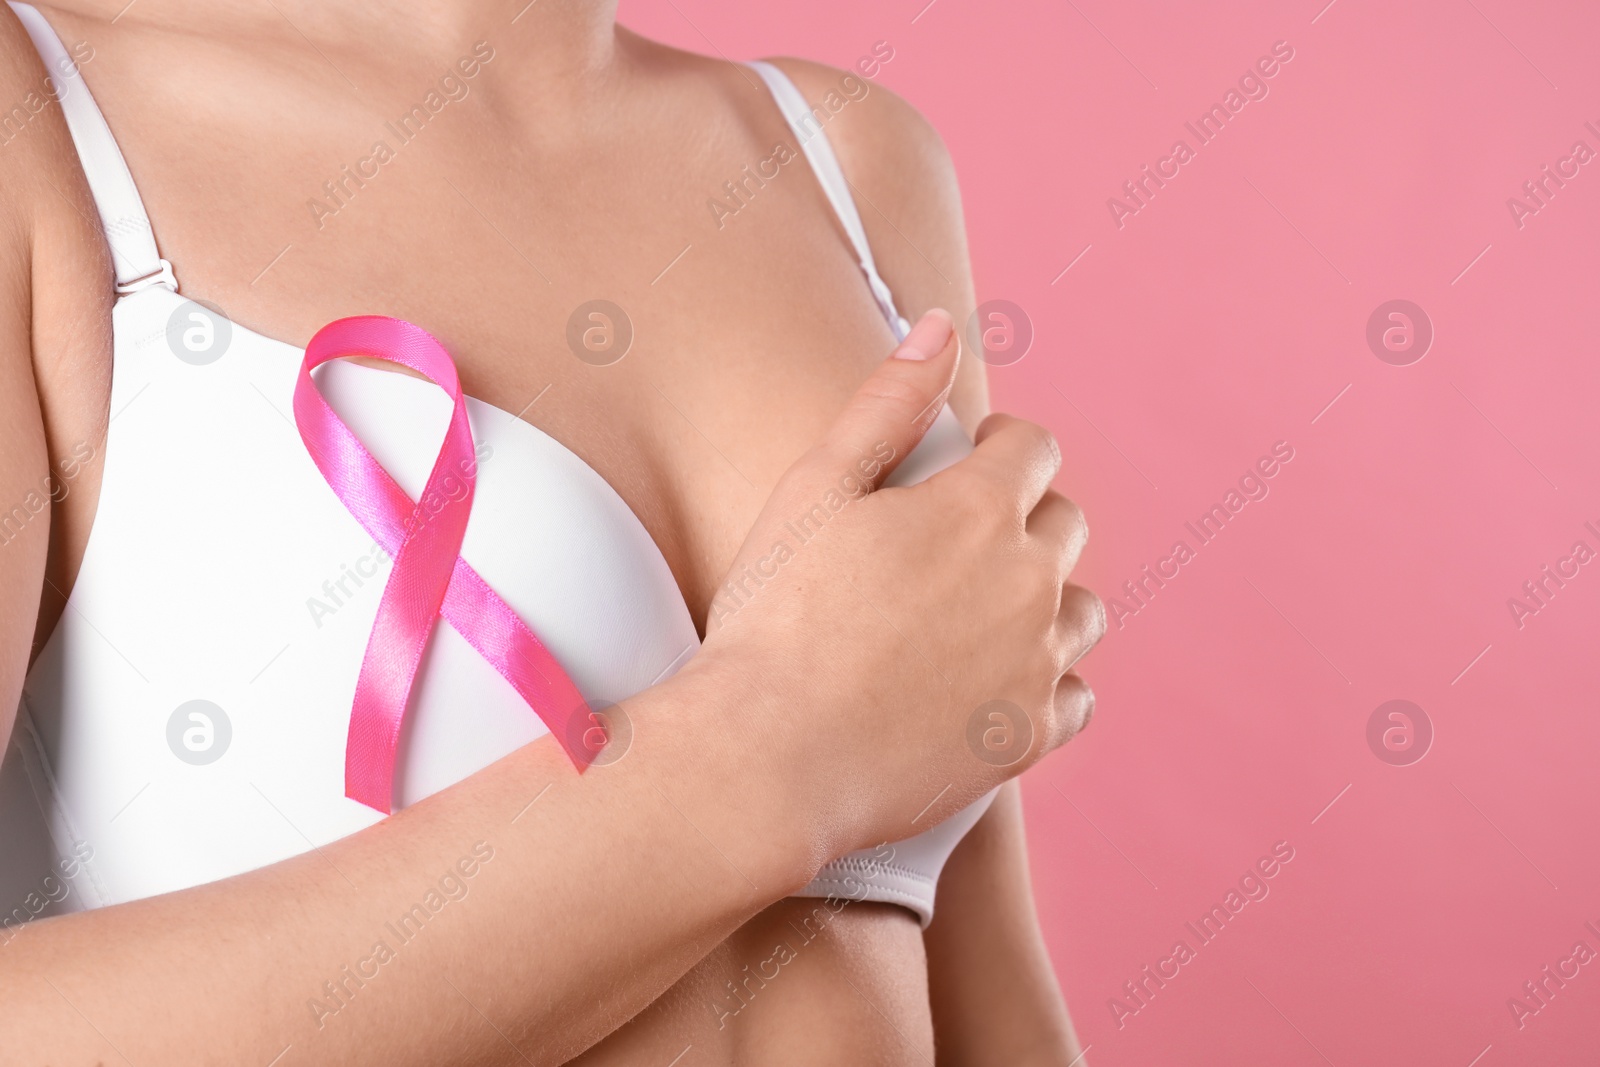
1;661;806;1065
924;782;1083;1066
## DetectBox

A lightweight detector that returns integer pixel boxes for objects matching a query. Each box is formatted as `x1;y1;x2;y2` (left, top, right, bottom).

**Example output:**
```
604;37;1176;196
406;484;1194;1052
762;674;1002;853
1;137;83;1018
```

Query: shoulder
758;55;962;231
757;55;987;426
0;5;113;307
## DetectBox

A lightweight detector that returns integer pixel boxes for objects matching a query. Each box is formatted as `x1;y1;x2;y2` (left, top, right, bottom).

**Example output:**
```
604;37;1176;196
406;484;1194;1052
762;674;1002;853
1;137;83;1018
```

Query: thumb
810;309;960;492
704;309;959;638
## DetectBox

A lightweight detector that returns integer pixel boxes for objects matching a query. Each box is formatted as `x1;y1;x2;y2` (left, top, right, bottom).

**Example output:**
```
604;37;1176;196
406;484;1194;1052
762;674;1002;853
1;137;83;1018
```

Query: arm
3;667;802;1065
772;58;1086;1063
925;783;1085;1065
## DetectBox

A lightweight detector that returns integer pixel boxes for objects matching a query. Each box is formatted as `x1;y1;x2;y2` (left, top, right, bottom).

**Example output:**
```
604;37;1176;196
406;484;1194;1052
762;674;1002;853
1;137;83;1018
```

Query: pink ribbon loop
293;315;594;813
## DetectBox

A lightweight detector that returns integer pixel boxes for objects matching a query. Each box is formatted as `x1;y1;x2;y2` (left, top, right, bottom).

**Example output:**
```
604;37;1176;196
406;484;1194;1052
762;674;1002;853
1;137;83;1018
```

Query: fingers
967;413;1062;515
1057;583;1105;673
806;309;962;495
1026;489;1089;573
1031;584;1102;763
1051;673;1095;745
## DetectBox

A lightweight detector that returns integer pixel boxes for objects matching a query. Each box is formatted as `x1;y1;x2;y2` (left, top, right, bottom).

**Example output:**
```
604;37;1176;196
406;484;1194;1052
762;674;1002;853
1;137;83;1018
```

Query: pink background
622;1;1600;1063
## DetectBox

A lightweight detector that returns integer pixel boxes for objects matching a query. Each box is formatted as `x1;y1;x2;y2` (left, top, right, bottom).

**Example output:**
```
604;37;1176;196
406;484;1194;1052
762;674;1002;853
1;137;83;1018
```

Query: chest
64;43;901;628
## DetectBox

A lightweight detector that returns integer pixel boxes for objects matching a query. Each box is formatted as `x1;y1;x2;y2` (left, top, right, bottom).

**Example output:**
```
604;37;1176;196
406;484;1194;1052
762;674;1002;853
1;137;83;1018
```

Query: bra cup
0;289;700;909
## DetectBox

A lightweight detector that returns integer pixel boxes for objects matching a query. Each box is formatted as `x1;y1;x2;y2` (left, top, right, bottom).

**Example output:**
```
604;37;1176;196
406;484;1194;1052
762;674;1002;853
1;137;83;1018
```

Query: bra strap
9;2;176;295
747;60;910;342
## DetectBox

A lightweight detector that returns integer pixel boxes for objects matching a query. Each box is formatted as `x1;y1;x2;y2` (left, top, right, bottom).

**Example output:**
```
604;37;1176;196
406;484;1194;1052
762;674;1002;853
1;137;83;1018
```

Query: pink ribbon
293;316;594;813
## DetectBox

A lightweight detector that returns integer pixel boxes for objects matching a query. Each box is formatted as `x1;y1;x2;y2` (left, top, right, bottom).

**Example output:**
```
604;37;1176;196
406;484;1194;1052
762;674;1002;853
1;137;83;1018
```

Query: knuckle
1057;584;1106;672
973;410;1018;445
1071;678;1097;736
1028;422;1063;473
1087;589;1108;644
1032;490;1087;564
857;372;934;420
1067;496;1088;543
993;417;1056;469
1062;582;1104;636
1055;494;1088;553
1054;673;1095;743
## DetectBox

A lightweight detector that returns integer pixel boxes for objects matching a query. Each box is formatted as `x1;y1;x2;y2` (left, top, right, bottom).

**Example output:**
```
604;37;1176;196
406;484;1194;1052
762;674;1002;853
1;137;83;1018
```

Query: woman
0;1;1103;1062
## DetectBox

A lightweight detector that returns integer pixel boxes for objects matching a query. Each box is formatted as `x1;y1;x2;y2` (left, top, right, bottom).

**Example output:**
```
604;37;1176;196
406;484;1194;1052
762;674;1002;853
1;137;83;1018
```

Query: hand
690;309;1103;861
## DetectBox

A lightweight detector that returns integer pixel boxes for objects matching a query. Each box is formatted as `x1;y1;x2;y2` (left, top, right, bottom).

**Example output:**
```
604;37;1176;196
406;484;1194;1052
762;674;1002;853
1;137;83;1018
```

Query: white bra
0;3;994;928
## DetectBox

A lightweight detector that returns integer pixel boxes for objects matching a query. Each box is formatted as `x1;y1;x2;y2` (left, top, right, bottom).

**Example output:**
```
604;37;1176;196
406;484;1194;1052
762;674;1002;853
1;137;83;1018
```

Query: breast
0;286;699;909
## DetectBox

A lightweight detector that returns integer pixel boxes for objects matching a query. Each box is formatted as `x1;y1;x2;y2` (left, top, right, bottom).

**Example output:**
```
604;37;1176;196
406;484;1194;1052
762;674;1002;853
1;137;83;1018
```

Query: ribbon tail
439;560;596;771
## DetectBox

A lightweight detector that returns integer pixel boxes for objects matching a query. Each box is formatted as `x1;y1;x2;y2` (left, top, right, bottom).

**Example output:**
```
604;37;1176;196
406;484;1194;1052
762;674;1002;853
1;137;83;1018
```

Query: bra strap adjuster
115;258;178;296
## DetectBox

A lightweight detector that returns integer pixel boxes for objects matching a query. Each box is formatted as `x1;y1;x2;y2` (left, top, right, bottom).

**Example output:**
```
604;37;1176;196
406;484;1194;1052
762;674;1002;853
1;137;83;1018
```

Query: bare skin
0;1;1097;1062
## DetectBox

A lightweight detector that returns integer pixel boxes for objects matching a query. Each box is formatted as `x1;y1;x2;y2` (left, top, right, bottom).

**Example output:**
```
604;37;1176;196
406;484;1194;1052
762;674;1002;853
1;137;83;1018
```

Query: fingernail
892;309;954;360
